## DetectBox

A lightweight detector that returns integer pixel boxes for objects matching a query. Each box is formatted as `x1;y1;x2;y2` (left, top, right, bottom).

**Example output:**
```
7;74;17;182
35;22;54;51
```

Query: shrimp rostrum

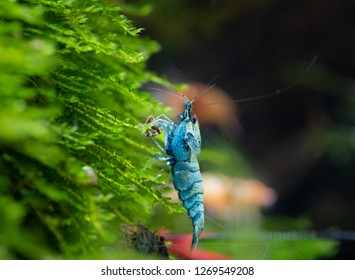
143;100;204;249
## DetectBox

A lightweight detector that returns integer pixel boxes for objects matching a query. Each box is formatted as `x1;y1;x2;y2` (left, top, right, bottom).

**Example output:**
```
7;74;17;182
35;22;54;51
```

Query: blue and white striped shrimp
143;98;204;249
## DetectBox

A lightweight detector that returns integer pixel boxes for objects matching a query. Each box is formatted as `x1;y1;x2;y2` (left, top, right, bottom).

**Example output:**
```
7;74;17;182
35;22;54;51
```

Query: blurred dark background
130;0;355;259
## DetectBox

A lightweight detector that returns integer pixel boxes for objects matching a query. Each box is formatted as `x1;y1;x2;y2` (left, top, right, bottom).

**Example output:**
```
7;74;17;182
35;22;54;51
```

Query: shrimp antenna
191;74;219;104
148;75;219;104
205;214;228;231
194;55;317;109
146;86;185;101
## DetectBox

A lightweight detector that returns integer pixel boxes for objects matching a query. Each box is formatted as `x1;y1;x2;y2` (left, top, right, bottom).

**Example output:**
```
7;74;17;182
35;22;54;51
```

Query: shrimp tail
191;211;204;249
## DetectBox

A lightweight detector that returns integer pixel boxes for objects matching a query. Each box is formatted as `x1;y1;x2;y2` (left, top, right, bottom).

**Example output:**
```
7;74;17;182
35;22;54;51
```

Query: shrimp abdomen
172;161;204;248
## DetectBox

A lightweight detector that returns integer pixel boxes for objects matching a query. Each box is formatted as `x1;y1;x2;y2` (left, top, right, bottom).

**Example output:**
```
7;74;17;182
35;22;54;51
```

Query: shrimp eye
191;114;197;123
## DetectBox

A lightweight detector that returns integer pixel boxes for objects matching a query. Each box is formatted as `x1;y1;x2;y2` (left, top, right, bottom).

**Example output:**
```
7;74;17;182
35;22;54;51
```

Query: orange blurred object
203;172;277;218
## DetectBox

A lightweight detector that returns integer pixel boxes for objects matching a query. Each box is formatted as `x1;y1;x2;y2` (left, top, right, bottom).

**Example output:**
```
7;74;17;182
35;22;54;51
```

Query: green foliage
0;0;174;259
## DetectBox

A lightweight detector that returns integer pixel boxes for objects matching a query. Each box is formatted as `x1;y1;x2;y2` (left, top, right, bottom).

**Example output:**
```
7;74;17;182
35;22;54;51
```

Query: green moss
0;0;173;259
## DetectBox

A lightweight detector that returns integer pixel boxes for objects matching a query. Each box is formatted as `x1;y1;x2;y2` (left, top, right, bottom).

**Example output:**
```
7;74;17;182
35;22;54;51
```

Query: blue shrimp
140;57;318;249
143;100;204;249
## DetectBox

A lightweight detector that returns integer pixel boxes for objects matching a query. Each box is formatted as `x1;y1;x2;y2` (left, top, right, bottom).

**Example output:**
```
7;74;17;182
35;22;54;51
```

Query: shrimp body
143;100;204;248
